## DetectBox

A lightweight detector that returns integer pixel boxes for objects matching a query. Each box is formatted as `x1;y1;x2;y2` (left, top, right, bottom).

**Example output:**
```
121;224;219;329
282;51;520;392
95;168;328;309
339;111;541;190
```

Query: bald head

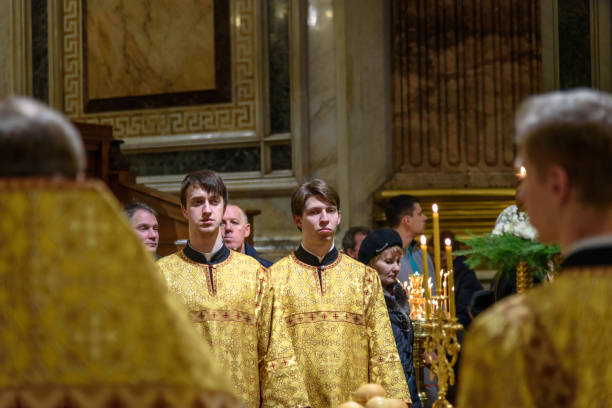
222;204;251;252
0;97;85;179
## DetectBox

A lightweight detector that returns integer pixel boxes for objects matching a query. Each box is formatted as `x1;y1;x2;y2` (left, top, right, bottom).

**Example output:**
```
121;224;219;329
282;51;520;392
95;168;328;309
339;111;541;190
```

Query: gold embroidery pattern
265;355;298;371
158;252;309;408
270;255;410;408
458;270;612;407
374;353;401;364
177;251;229;296
285;311;365;327
62;0;256;137
0;386;238;408
190;309;256;326
0;180;240;408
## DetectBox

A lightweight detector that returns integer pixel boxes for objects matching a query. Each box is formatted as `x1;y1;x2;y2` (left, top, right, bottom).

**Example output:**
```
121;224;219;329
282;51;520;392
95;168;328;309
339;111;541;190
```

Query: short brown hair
291;179;340;216
180;169;228;207
515;88;612;208
0;97;85;179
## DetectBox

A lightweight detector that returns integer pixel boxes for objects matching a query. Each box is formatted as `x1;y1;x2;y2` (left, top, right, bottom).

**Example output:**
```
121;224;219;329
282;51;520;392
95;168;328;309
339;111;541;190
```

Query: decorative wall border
62;0;256;138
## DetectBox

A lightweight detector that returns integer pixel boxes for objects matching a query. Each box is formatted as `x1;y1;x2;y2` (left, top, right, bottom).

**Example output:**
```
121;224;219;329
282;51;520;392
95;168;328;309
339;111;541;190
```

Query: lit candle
445;238;455;318
518;165;527;179
443;278;447;315
428;278;433;318
420;235;430;298
432;204;441;292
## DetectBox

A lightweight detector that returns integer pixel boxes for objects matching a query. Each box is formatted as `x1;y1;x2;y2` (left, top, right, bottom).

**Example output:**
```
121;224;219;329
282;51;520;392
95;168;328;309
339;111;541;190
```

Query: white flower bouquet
458;205;560;280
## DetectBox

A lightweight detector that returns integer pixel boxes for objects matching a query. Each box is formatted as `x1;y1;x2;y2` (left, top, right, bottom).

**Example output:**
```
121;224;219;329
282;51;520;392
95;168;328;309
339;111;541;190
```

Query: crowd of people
1;86;611;408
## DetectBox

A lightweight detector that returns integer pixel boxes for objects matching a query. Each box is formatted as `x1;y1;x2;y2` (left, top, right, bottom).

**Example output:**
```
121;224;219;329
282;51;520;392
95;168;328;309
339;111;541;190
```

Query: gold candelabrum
516;261;533;294
404;283;463;407
403;205;464;407
405;274;429;405
423;291;462;408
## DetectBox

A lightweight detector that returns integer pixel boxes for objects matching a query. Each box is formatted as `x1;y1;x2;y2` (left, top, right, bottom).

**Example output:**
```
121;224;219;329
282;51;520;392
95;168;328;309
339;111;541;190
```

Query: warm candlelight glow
519;166;527;179
444;238;451;247
420;234;430;305
432;204;441;292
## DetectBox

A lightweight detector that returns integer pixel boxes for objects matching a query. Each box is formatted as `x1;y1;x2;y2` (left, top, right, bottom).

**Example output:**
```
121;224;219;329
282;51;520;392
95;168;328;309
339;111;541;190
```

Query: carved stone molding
389;0;541;189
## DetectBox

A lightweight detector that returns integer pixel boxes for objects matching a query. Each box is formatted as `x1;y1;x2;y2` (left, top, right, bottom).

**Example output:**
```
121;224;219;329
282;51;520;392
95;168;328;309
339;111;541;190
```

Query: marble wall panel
0;1;11;97
32;0;48;102
307;0;338;186
85;0;215;100
344;0;391;228
389;0;541;189
63;0;255;138
559;0;591;89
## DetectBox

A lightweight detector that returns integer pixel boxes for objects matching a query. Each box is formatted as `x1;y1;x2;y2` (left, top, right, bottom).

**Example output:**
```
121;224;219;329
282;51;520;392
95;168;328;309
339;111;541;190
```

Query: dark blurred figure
439;231;482;405
439;231;483;329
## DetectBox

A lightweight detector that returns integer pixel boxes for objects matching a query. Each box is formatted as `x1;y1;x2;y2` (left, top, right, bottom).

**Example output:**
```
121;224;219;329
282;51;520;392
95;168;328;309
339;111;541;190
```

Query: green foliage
457;233;561;280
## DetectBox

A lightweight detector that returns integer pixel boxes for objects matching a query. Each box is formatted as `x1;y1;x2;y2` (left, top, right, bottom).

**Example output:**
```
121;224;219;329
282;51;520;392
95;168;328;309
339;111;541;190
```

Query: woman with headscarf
359;228;423;408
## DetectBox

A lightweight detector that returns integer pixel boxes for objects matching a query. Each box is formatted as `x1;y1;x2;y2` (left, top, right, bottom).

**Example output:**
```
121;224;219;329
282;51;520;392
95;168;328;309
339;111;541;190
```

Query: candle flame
432;203;439;213
444;238;452;247
420;235;427;245
520;166;527;178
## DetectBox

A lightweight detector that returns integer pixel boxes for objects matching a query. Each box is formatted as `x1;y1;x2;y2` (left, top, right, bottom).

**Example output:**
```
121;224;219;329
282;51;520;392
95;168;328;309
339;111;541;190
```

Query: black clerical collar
183;241;230;265
562;245;612;268
294;244;338;267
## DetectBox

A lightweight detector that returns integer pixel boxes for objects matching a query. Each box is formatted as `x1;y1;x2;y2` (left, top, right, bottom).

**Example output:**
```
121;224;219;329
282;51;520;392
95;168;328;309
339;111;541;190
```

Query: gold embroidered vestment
0;179;239;408
157;250;309;408
458;267;612;407
269;253;410;408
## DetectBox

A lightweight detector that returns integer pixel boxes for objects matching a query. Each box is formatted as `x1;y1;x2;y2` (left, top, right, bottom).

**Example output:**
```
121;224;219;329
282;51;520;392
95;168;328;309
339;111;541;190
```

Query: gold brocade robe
269;251;410;408
157;250;309;408
458;266;612;407
0;179;239;407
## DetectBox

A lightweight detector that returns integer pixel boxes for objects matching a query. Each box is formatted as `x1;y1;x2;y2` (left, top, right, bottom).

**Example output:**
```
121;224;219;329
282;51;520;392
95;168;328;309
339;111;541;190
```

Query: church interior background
1;0;609;268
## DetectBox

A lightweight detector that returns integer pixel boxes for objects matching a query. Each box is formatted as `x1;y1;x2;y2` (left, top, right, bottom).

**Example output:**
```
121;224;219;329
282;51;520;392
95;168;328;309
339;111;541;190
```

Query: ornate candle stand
403;276;429;405
423;294;463;408
411;319;429;406
516;261;533;294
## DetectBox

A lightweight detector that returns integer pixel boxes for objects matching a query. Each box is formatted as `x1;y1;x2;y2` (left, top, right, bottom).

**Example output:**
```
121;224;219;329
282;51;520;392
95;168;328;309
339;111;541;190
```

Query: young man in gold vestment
0;97;240;407
269;179;410;408
458;88;612;407
157;170;309;408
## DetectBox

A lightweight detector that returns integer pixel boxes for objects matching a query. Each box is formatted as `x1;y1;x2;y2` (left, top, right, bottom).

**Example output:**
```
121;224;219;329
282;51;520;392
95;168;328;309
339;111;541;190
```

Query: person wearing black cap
359;228;423;408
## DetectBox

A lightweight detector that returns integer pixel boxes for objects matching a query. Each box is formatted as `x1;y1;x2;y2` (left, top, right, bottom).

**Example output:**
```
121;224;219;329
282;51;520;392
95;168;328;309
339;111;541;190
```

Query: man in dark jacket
222;203;272;267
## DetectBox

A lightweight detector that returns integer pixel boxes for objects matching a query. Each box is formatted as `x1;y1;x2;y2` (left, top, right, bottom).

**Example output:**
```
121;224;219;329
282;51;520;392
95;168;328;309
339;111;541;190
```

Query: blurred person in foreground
459;88;612;407
359;228;424;408
0;97;239;406
222;203;272;267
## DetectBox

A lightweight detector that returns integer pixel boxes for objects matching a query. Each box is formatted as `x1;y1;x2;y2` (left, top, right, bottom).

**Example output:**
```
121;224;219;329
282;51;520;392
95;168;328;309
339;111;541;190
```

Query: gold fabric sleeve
458;268;612;408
